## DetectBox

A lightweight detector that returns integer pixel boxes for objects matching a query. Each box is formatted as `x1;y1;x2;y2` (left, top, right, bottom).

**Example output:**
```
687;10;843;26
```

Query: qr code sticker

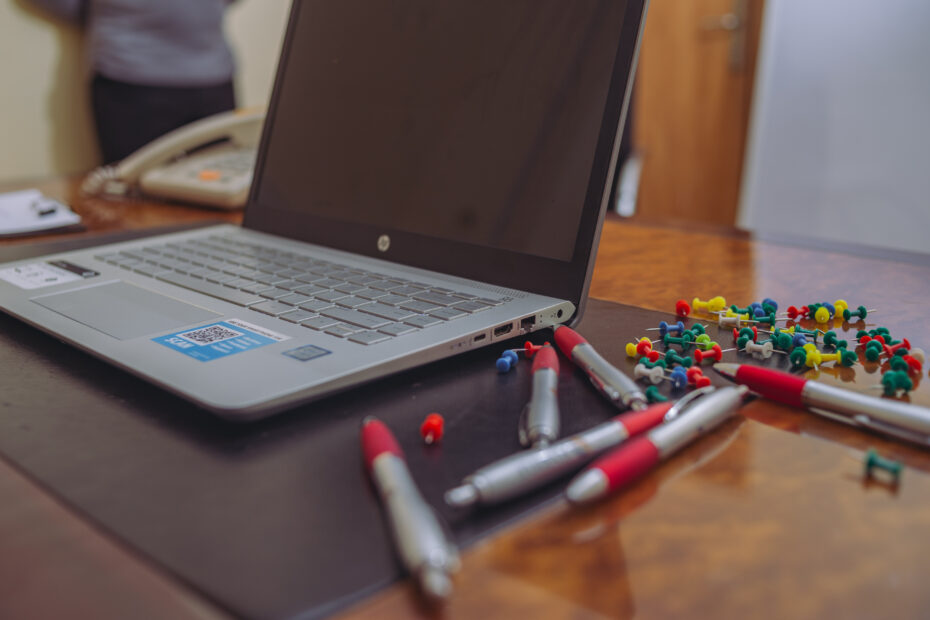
179;324;243;345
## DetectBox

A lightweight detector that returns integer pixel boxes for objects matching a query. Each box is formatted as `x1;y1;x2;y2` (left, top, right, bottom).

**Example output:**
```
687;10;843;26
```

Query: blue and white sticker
153;318;289;362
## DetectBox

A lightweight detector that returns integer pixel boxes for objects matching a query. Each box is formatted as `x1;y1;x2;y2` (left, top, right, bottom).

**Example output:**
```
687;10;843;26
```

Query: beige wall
0;0;292;184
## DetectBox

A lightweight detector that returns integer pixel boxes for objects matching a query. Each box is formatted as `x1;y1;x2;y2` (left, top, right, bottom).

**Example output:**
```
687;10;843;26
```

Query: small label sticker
0;262;82;289
46;260;99;278
153;319;290;362
282;344;331;362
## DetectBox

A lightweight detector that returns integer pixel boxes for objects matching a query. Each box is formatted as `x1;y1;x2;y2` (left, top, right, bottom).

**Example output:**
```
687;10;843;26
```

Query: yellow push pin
834;299;849;316
692;296;727;314
814;306;832;323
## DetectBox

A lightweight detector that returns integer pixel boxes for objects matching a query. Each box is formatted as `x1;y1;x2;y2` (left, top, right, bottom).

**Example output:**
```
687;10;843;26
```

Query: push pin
843;305;876;321
833;299;849;316
813;305;832;324
864;448;902;485
819;349;859;367
663;332;695;350
688;323;707;336
823;331;848;349
420;413;445;445
675;299;691;317
645;320;686;337
664;351;693;368
741;340;788;360
634;363;666;385
880;370;913;396
496;350;520;373
692;296;727;314
645;385;669;403
693;344;731;364
686;366;713;388
786;305;809;320
625;337;657;358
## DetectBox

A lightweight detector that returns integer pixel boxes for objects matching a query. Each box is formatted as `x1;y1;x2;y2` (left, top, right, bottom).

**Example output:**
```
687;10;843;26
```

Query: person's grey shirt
28;0;235;87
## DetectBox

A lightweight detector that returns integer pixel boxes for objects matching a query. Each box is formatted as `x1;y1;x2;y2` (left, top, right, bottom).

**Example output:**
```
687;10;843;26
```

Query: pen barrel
468;421;631;504
802;381;930;436
572;343;646;410
372;454;459;578
521;368;561;447
649;386;745;459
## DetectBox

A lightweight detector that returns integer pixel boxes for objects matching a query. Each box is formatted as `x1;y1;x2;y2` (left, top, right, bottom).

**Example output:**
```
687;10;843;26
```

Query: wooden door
631;0;765;226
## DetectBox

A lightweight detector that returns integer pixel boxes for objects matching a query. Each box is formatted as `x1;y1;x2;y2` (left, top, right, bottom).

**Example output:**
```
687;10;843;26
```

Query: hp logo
377;235;391;252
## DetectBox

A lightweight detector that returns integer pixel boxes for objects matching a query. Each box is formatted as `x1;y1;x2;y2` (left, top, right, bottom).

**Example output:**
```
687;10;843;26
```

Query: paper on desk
0;189;81;237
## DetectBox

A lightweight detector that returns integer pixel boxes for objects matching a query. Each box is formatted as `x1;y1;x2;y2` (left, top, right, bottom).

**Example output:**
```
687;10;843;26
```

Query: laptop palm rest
31;281;219;340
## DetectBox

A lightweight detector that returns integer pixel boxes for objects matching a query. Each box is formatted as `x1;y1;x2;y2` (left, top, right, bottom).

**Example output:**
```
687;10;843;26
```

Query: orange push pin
420;413;445;445
692;296;726;314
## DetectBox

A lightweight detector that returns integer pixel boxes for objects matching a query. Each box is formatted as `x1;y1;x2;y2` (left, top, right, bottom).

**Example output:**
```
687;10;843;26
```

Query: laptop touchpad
32;281;220;340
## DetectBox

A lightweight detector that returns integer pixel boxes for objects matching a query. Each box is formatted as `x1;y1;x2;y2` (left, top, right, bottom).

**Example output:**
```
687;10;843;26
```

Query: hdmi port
493;323;514;337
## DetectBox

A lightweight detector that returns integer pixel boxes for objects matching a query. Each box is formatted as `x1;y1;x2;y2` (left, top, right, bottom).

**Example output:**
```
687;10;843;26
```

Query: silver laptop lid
245;0;647;320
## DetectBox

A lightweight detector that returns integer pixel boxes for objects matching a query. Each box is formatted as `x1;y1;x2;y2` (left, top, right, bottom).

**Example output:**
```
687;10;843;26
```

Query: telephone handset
81;108;265;210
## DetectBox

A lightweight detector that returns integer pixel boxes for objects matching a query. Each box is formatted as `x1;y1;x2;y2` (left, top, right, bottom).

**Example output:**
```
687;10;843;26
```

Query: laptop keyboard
94;235;507;345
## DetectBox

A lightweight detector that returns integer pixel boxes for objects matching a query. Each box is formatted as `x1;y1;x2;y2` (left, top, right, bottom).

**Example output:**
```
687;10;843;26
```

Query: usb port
473;333;487;342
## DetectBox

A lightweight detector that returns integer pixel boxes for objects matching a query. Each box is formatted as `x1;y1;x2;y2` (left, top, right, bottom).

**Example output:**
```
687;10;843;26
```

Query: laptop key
278;293;312;306
301;316;341;330
280;309;319;324
334;295;372;309
293;284;328;296
132;263;169;277
348;331;392;345
250;300;296;316
320;307;391;329
239;281;274;295
359;303;416;321
390;285;427;297
399;300;441;314
378;322;418;336
324;324;358;338
260;288;292;300
354;288;389;300
452;300;492;313
298;299;335;312
412;291;460;306
315;290;349;302
156;272;264;306
403;314;443;328
374;294;410;306
429;307;468;321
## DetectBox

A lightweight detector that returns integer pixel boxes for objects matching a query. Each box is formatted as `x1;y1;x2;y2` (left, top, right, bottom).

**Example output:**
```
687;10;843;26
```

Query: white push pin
740;340;789;360
633;363;665;385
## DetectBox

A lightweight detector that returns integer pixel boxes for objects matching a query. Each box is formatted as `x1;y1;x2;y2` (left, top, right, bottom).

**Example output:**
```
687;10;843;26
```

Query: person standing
27;0;238;163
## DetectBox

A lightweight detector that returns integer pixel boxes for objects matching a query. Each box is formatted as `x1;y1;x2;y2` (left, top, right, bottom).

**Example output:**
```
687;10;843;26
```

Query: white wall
0;0;292;184
739;1;930;255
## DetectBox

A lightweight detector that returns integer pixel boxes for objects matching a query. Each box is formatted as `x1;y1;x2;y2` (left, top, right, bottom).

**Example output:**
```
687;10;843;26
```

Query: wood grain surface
1;177;929;619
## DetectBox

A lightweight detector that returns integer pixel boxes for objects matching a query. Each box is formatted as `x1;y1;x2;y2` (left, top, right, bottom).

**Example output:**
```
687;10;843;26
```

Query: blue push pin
496;349;519;373
762;298;778;312
668;367;688;389
658;320;685;337
792;333;808;347
749;302;764;317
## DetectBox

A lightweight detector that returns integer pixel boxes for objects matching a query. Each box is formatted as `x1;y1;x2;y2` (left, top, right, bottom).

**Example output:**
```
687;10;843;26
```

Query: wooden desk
1;178;929;619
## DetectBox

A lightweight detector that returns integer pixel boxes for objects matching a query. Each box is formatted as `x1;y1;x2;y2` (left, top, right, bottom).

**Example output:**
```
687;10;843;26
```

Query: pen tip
712;363;739;379
361;415;378;427
564;469;608;505
444;484;478;508
419;567;453;602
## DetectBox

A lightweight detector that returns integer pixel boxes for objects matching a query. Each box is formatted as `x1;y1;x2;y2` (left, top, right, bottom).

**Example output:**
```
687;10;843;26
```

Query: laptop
0;0;647;421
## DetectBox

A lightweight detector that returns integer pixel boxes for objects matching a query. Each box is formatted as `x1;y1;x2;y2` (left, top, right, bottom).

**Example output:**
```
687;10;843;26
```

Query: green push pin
738;327;756;340
789;348;807;369
645;385;669;403
755;312;779;326
689;323;706;336
639;357;667;369
823;331;848;349
838;349;858;367
663;332;694;351
881;370;913;396
736;335;751;350
864;448;902;484
695;333;711;348
844;305;874;321
889;356;910;372
664;351;693;368
730;305;753;316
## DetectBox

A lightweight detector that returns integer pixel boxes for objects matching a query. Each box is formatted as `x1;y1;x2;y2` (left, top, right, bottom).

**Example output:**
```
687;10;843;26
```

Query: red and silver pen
361;417;460;601
565;386;748;504
519;346;561;448
554;325;647;411
445;401;674;508
713;362;930;446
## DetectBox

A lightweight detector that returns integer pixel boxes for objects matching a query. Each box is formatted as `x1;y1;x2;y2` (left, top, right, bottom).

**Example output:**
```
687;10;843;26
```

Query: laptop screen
247;0;644;308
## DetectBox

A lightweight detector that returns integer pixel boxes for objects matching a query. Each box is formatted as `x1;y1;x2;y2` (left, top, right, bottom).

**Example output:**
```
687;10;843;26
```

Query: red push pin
523;341;551;358
675;299;691;317
420;413;445;445
693;344;724;364
686;366;712;388
786;305;809;320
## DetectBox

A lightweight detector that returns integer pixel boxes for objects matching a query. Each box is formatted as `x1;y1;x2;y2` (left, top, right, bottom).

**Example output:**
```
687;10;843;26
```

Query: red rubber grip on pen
532;345;559;373
594;435;661;491
614;401;674;438
734;364;806;408
361;418;404;469
554;326;586;358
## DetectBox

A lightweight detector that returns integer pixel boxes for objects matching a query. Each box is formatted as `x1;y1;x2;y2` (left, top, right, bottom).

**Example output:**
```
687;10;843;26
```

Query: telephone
80;108;265;210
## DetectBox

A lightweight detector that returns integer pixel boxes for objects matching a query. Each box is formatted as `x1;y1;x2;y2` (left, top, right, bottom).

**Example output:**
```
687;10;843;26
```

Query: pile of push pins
625;296;925;403
496;341;551;372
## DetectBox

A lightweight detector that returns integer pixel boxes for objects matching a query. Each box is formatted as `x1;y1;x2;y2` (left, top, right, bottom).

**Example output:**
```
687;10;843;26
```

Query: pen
519;345;561;448
565;386;748;504
361;416;460;601
554;325;647;411
445;400;675;509
713;362;930;446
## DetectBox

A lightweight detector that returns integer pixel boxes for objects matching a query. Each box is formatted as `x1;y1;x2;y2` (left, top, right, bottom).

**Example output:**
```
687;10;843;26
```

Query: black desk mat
0;232;746;619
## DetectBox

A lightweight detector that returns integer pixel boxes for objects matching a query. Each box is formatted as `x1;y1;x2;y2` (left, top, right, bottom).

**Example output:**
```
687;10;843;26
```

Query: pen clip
851;414;930;447
663;385;717;423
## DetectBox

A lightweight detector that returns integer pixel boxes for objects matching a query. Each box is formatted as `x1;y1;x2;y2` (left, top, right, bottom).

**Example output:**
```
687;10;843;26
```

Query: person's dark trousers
91;74;236;164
